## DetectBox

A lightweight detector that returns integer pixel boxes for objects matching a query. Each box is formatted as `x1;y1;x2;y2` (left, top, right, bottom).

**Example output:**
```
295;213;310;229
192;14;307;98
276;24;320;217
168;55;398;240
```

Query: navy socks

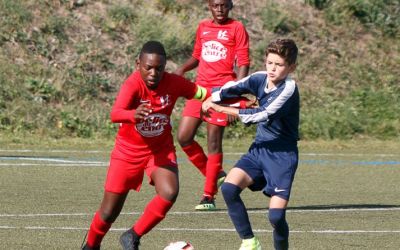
221;182;254;239
269;208;289;250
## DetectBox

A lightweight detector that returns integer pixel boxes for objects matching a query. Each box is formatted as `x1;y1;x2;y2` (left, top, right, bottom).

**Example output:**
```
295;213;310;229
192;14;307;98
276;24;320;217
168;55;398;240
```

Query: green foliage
60;111;93;138
26;79;59;103
106;5;137;33
306;0;400;37
301;85;399;140
130;11;196;62
0;0;399;140
260;2;299;34
304;0;331;10
41;16;70;41
0;0;33;44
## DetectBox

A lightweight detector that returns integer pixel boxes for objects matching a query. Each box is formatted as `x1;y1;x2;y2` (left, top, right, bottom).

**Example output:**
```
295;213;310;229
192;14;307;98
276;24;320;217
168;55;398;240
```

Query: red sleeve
174;74;198;100
192;23;202;60
110;74;138;123
234;22;250;67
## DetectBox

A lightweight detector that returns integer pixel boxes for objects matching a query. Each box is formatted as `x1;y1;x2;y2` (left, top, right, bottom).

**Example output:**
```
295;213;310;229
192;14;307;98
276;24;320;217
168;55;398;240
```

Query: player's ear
135;58;140;68
228;1;233;10
289;63;297;73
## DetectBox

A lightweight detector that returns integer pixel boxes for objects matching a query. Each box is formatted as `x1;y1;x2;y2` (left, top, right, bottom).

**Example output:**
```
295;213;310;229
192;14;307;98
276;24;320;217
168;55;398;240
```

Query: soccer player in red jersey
81;41;209;250
174;0;250;210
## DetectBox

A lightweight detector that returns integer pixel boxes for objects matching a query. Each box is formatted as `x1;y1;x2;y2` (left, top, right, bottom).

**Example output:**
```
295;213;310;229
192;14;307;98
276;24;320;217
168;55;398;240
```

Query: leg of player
195;124;226;210
177;116;208;176
268;196;289;250
221;167;261;250
82;192;128;249
120;166;179;250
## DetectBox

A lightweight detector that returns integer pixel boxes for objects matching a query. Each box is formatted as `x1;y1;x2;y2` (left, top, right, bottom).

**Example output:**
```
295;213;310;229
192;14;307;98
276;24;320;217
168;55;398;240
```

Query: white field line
0;225;399;234
0;163;107;167
0;149;104;153
0;149;399;157
1;207;400;217
0;157;104;164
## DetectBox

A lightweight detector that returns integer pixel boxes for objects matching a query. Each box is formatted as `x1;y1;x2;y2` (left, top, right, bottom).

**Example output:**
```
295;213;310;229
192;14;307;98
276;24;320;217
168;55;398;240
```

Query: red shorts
182;99;229;127
104;146;177;193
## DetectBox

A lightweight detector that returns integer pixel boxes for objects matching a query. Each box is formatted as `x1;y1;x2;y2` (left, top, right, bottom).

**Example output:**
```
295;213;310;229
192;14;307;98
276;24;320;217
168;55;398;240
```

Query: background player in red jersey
81;41;209;250
174;0;250;210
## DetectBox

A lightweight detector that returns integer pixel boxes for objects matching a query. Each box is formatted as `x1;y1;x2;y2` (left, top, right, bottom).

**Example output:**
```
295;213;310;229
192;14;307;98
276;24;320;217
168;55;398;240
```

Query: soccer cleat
120;229;141;250
239;237;262;250
217;171;227;188
195;195;216;211
81;244;100;250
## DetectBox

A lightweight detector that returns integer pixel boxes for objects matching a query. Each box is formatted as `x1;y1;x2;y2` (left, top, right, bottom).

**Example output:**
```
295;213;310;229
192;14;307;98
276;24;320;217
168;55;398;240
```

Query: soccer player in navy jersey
202;39;299;250
81;41;209;250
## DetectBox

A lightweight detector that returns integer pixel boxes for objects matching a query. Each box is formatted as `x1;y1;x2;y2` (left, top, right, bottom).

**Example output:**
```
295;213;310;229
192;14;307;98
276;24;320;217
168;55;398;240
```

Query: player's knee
221;182;242;202
176;133;192;147
206;137;222;153
159;187;179;202
100;209;119;223
268;208;286;228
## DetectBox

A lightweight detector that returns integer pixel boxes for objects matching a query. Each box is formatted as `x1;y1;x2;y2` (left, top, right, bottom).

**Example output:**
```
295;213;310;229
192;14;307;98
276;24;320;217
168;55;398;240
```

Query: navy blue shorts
235;142;298;200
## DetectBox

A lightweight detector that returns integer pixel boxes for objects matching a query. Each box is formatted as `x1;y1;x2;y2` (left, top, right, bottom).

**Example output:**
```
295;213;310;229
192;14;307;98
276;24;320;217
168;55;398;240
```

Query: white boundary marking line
0;163;107;167
0;149;399;157
1;207;399;217
0;157;104;164
0;225;399;234
0;149;104;153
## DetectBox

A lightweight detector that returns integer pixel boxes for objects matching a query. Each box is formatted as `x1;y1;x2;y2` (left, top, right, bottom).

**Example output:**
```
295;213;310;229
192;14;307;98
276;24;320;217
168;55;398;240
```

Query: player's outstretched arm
236;65;249;80
174;57;199;76
202;96;239;117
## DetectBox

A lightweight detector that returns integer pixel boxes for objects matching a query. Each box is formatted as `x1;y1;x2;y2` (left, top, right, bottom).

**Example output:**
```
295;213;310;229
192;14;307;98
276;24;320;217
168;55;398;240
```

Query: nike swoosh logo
216;118;225;122
203;31;211;35
274;187;286;192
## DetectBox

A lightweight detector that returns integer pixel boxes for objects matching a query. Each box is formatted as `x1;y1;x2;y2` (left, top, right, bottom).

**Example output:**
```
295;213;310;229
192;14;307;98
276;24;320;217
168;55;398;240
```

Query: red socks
204;153;223;197
86;211;112;248
133;195;173;236
86;196;173;247
182;141;207;176
182;142;223;197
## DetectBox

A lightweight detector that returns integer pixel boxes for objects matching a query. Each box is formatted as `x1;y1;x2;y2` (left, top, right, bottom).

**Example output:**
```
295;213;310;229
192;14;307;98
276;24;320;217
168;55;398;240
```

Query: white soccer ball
163;241;194;250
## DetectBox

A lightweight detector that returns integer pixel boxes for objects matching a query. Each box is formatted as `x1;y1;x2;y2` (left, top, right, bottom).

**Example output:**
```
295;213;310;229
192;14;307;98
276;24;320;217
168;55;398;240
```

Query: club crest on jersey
201;41;227;62
135;113;169;137
160;94;171;108
217;30;229;40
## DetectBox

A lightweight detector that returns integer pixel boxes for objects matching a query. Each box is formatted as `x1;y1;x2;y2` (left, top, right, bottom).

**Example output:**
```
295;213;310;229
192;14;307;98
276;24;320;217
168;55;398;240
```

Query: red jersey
111;71;197;158
192;18;250;88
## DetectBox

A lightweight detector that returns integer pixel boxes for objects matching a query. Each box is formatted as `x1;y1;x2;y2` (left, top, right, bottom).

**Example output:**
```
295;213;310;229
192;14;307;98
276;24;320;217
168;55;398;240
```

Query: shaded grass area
0;139;399;249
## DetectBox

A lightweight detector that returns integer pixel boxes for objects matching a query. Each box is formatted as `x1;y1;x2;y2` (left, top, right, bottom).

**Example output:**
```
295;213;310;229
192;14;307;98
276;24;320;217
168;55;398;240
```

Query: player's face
265;53;296;85
136;53;166;89
208;0;231;24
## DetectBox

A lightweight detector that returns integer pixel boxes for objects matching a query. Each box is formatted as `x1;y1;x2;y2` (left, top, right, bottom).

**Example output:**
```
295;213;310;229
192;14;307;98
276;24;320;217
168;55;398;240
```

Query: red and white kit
183;18;250;126
106;71;198;193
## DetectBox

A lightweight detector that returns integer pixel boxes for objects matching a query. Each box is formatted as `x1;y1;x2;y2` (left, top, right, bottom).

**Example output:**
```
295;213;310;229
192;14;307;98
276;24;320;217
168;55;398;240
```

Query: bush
306;0;400;37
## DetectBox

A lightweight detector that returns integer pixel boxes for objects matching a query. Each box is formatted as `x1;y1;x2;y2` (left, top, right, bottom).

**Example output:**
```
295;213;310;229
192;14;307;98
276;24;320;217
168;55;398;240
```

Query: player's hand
135;103;152;121
201;96;214;112
245;98;258;108
227;114;238;124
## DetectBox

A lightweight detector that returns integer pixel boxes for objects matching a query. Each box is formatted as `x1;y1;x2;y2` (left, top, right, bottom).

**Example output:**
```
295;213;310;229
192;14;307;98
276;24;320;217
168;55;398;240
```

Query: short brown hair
265;39;298;65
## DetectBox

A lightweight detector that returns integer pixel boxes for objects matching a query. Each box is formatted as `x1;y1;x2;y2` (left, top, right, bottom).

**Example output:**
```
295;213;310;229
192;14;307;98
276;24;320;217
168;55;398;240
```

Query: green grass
0;138;399;249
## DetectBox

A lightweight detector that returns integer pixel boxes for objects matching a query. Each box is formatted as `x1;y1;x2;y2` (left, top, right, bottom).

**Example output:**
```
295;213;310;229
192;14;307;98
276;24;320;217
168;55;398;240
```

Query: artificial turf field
0;138;399;249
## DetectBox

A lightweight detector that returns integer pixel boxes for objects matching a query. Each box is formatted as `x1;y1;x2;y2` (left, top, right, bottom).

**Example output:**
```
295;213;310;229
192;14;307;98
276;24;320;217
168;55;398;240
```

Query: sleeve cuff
211;90;221;102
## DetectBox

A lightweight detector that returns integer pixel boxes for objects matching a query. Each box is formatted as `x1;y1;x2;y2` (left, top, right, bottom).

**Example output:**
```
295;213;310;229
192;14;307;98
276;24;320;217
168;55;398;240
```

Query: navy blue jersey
211;71;299;146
